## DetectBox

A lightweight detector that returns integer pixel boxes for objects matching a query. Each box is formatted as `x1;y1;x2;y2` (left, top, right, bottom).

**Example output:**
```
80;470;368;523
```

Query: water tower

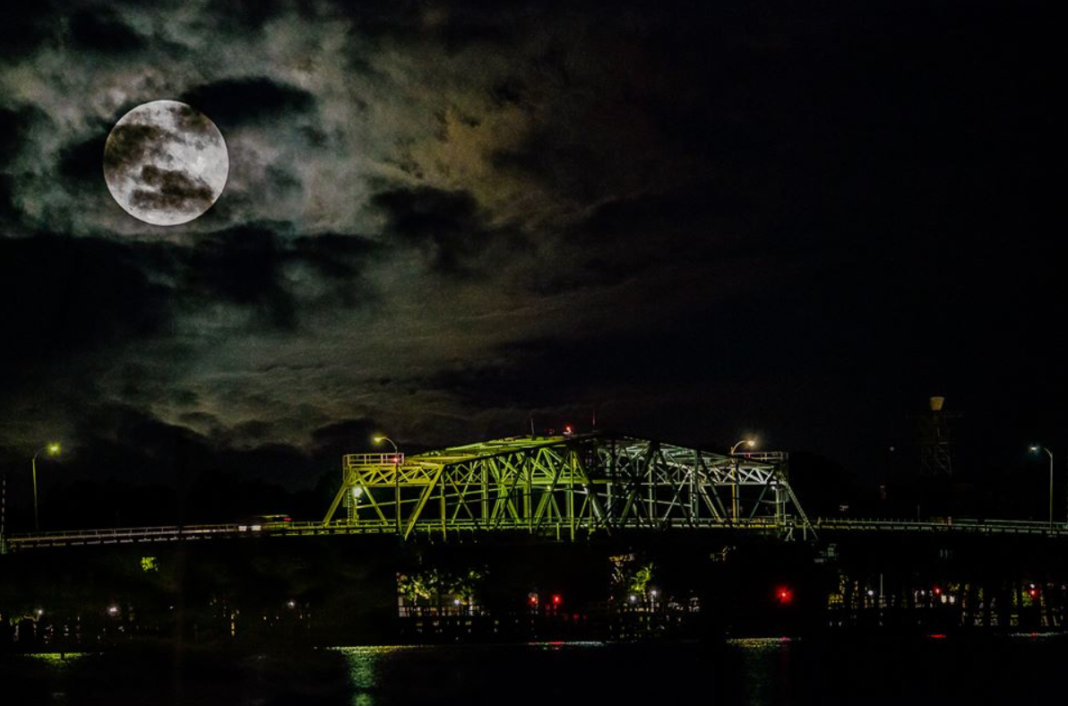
918;396;957;477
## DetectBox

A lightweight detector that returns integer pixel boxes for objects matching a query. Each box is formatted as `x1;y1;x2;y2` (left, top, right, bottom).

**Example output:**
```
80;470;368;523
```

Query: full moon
103;100;228;226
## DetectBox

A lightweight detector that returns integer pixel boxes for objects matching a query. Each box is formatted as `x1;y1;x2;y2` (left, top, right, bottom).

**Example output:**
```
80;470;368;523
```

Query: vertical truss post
394;460;402;534
731;458;740;523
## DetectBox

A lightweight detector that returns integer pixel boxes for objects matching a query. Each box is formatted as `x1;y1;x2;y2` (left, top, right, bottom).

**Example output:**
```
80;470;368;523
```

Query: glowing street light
373;435;401;532
32;442;61;532
1030;445;1054;529
373;435;399;456
730;438;756;454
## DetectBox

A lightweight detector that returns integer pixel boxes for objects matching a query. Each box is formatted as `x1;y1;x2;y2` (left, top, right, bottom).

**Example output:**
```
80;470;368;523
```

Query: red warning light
552;594;562;606
932;586;942;596
776;586;793;605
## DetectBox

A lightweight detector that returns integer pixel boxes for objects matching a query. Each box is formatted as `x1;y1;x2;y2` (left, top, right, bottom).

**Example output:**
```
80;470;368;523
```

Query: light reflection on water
727;636;794;649
331;641;784;706
331;645;419;706
727;637;794;705
22;652;94;668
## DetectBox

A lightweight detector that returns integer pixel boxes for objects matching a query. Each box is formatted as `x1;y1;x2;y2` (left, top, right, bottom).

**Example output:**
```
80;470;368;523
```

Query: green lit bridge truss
321;433;815;541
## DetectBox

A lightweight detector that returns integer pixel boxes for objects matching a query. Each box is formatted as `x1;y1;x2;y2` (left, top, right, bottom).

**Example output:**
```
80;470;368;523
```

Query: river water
3;634;1066;705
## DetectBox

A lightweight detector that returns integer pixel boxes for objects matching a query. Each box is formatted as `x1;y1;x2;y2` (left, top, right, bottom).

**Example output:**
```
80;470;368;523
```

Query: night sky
0;1;1061;500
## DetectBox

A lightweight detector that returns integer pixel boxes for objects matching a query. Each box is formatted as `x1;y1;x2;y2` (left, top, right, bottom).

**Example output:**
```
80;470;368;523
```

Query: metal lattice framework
322;433;814;540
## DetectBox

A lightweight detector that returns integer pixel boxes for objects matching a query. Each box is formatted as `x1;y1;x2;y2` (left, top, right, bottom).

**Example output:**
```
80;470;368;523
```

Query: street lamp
730;438;756;454
373;435;399;456
1030;445;1054;529
728;439;755;522
32;442;61;532
373;435;401;533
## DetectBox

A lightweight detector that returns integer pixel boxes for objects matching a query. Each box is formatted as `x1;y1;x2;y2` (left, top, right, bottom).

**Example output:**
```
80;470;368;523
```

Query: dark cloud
58;130;109;190
421;329;726;411
215;442;313;487
0;4;58;60
530;184;763;293
330;1;574;50
0;107;34;169
173;103;219;142
67;7;146;54
0;236;174;380
184;227;298;328
291;232;381;281
180;77;316;129
0;174;14;216
0;225;379;402
372;186;511;277
0;106;44;215
27;403;320;492
130;164;215;214
181;225;379;328
102;123;167;173
214;0;290;31
310;418;381;458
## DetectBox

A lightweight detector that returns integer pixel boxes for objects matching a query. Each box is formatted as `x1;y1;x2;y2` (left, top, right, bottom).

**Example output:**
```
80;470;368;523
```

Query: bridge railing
344;453;405;468
729;451;788;462
7;524;242;548
813;517;1068;535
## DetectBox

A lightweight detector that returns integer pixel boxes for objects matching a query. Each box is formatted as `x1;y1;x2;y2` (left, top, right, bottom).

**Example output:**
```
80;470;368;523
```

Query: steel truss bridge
6;433;1068;552
322;433;812;540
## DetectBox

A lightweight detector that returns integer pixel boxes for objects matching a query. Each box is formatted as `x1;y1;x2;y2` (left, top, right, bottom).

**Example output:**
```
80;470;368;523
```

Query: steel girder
322;433;814;540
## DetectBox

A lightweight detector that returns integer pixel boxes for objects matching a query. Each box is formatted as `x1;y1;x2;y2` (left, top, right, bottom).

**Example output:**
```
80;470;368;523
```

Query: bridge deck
5;517;1068;551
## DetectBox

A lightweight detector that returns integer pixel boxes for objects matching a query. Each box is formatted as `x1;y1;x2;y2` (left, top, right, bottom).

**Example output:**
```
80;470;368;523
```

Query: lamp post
728;439;755;522
32;442;61;532
1030;445;1054;529
730;438;756;455
374;435;401;533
